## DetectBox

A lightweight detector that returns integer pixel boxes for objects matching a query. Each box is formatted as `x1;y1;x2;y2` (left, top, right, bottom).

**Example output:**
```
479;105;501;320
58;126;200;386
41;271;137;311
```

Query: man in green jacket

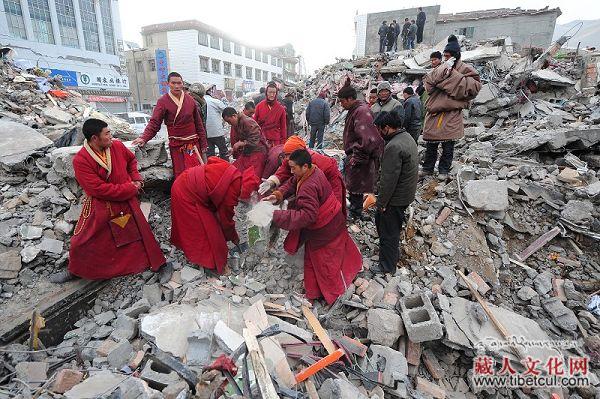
371;111;419;274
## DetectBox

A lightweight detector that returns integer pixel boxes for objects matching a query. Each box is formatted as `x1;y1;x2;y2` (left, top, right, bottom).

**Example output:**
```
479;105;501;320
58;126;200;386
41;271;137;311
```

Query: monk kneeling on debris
258;136;346;216
170;157;259;274
264;149;362;304
50;119;170;283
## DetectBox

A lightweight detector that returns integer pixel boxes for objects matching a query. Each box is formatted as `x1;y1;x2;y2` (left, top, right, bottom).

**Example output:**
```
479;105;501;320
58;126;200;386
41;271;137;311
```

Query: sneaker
437;173;449;181
157;262;174;284
49;270;77;284
419;170;434;178
369;264;389;275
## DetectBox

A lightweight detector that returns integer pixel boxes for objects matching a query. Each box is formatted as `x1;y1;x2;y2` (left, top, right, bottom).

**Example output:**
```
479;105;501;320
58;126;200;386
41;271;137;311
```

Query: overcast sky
119;0;597;74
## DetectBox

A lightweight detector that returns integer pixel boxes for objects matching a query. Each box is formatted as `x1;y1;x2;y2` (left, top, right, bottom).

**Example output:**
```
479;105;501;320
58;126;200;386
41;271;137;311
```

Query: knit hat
444;35;461;56
240;167;260;200
188;83;206;96
283;136;307;154
377;81;392;94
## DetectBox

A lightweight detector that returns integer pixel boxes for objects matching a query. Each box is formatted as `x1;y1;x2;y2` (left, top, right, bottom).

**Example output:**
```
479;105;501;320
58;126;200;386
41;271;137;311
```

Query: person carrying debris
222;107;269;178
133;72;208;178
371;111;419;274
378;21;388;53
171;158;259;275
259;136;346;216
338;85;384;221
204;85;229;160
371;81;404;122
253;81;287;147
50;119;170;283
422;35;482;180
305;90;331;149
263;149;362;304
416;7;426;43
402;86;422;142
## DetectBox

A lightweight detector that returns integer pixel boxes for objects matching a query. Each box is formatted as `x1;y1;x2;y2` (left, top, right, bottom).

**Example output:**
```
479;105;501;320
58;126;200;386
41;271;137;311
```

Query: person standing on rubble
204;85;229;160
305;90;331;149
282;92;295;138
416;7;426;44
371;81;404;122
378;21;388;53
171;157;259;275
392;20;401;51
422;35;482;181
222;107;268;178
263;149;362;304
253;81;287;147
402;86;422;142
386;23;396;52
50;118;170;283
187;83;207;127
407;20;417;50
133;72;208;179
401;18;411;49
338;85;384;221
371;111;418;274
259;136;346;216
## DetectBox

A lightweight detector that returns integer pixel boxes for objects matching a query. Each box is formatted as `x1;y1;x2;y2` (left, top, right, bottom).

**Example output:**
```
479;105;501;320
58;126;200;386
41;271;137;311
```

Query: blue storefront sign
155;49;169;95
48;69;78;87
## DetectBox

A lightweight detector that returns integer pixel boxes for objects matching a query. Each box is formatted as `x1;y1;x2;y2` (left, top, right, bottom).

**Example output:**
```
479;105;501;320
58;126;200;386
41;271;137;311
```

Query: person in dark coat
386;24;396;52
282;93;295;138
337;85;384;221
253;87;265;106
378;21;389;53
305;90;331;149
401;18;411;49
372;111;418;274
402;86;422;142
416;7;426;43
407;20;417;49
393;20;401;51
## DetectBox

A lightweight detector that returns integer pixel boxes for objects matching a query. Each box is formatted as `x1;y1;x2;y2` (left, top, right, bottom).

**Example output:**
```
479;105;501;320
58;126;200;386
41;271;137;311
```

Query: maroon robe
69;140;165;280
262;144;284;179
141;92;208;178
170;158;242;274
253;100;287;146
272;166;362;304
230;113;268;178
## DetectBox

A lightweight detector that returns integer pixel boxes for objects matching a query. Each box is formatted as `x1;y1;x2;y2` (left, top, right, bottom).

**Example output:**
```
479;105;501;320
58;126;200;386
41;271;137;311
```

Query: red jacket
253;100;287;144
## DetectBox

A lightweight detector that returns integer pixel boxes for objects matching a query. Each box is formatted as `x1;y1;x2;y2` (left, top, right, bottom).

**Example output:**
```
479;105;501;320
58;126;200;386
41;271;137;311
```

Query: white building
126;20;299;111
0;0;129;113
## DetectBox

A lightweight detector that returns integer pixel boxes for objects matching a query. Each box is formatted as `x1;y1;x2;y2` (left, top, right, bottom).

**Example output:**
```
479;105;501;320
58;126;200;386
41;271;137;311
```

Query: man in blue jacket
305;91;331;149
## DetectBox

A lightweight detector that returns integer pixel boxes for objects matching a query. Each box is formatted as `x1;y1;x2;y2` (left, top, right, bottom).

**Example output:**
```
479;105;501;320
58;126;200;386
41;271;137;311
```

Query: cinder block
140;360;181;390
398;292;443;343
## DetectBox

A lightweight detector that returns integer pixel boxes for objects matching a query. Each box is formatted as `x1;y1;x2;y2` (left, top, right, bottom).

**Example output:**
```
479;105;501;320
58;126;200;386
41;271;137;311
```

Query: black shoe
49;270;77;283
157;262;174;284
369;264;389;275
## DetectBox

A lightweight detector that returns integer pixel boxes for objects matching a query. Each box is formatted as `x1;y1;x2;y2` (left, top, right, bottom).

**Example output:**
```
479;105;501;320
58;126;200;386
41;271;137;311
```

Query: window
79;0;100;51
234;42;242;56
54;0;78;47
458;27;475;39
199;56;209;72
148;59;156;71
245;66;252;79
245;47;252;59
142;104;152;111
223;62;231;76
210;35;220;50
198;31;208;46
262;70;268;81
135;60;143;72
271;56;277;66
147;35;153;45
99;0;115;54
211;59;220;74
3;0;27;39
28;0;54;44
255;50;261;61
277;59;282;67
222;39;231;53
262;53;268;63
255;68;261;81
235;64;242;78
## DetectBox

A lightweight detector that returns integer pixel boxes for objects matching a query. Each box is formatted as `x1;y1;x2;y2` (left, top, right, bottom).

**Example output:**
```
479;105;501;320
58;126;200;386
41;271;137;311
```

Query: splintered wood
301;305;336;355
242;328;279;399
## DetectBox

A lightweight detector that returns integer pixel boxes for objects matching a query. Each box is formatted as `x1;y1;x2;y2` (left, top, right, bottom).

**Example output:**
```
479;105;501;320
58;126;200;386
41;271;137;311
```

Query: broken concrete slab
36;237;64;254
51;369;84;394
561;200;594;225
186;330;213;366
0;120;53;168
213;320;244;354
64;370;124;399
318;378;369;399
367;308;404;347
106;339;133;369
140;304;199;358
541;297;578;332
42;106;73;124
369;345;408;387
19;225;43;240
463;180;508;211
15;361;48;387
0;250;22;279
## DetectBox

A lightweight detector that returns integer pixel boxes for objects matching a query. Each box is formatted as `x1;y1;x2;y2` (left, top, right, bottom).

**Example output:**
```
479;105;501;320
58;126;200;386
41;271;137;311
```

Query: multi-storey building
125;20;299;112
0;0;129;113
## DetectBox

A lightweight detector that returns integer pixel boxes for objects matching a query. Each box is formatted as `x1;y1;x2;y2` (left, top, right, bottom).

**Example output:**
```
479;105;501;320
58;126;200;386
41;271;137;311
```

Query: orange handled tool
294;349;344;384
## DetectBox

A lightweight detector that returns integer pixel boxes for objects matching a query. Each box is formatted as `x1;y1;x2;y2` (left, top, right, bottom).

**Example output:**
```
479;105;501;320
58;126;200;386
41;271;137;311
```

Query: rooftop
437;6;562;23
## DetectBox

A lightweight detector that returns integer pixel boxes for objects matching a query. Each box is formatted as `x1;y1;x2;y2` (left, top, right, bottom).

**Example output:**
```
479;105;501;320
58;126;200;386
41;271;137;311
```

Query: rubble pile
1;37;600;399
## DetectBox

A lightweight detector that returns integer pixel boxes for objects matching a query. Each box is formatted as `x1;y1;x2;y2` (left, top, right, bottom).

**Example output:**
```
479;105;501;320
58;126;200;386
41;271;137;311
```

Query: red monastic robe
261;144;284;179
141;92;208;178
272;166;362;304
230;113;268;178
170;158;242;274
253;100;287;146
272;150;347;216
69;140;165;280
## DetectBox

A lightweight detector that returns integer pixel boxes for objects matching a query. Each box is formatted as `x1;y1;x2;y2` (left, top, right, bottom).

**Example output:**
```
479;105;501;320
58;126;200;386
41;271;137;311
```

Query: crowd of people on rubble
49;34;481;308
378;7;427;52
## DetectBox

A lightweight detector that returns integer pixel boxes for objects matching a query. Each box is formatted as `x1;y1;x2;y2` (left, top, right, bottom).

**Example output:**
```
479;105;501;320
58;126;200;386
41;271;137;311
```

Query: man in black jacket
402;86;422;142
416;7;426;43
378;21;389;53
371;111;418;274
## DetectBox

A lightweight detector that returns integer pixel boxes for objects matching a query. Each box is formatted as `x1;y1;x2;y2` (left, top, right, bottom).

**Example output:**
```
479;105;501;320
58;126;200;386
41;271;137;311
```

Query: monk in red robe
50;119;168;283
258;136;346;216
170;157;259;274
261;144;284;179
253;81;287;147
264;149;362;304
133;72;208;178
222;107;268;179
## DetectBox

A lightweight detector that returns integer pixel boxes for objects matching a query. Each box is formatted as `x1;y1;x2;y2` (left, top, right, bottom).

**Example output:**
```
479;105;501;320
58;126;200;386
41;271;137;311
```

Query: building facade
354;6;561;57
125;20;299;112
0;0;129;113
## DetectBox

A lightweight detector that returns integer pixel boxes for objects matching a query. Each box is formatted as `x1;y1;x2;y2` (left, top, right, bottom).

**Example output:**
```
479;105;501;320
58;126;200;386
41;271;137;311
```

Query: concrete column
71;0;86;49
0;9;12;37
19;0;34;41
93;0;106;53
46;0;62;45
110;0;122;53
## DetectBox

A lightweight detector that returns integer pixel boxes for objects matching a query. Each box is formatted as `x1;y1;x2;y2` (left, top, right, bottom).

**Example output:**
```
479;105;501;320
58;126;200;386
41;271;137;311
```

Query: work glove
258;178;274;195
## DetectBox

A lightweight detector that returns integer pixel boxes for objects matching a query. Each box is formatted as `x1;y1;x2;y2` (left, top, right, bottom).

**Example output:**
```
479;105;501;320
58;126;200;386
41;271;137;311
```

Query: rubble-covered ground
1;36;600;399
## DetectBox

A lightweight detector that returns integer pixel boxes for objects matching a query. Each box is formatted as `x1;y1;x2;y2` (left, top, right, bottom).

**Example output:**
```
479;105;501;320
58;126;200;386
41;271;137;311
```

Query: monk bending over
222;107;268;179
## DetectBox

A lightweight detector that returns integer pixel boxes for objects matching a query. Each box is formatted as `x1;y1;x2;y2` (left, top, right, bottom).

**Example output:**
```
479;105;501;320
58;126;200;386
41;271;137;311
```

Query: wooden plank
302;305;336;355
243;328;279;399
305;379;320;399
517;226;560;261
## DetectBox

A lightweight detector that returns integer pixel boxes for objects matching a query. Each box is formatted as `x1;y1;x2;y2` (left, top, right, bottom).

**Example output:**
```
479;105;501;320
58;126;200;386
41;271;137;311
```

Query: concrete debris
463;180;509;211
367;308;404;346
